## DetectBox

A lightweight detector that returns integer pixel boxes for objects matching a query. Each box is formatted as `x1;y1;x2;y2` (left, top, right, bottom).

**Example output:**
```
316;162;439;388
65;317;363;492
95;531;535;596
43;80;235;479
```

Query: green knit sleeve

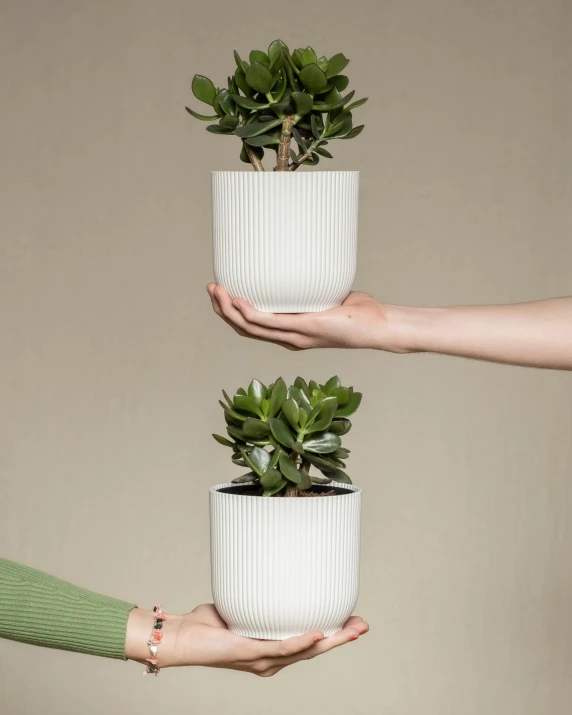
0;557;137;660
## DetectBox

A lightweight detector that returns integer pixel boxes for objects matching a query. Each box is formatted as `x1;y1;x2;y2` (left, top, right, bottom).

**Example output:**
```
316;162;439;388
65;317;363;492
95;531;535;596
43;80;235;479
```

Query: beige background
1;0;571;713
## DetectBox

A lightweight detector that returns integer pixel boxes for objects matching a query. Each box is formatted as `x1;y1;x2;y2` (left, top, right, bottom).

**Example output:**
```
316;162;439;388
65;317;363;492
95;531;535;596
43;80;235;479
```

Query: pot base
228;625;345;641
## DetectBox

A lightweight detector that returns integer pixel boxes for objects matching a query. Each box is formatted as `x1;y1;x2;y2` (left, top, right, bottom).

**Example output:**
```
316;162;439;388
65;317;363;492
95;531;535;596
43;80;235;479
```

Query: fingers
343;615;370;635
232;297;311;333
207;285;311;350
257;630;324;659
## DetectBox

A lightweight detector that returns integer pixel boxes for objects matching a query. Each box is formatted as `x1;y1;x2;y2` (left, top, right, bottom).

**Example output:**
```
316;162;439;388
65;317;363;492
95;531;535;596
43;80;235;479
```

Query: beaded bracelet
143;604;166;676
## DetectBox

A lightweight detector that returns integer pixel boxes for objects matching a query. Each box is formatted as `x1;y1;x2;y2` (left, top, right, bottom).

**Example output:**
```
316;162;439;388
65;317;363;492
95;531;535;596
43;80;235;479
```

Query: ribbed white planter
210;483;362;640
211;171;360;313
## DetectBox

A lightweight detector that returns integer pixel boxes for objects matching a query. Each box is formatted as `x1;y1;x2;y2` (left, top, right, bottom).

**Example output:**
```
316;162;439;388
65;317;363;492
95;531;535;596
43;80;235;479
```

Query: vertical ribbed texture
212;171;360;313
210;485;362;640
0;558;136;659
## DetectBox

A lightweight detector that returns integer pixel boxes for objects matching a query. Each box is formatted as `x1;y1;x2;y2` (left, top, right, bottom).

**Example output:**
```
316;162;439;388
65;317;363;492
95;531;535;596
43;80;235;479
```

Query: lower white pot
211;170;360;313
210;482;362;640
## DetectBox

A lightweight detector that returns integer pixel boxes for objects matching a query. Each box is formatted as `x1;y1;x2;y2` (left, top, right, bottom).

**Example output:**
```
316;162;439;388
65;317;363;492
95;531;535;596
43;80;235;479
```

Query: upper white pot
211;171;360;313
210;482;362;640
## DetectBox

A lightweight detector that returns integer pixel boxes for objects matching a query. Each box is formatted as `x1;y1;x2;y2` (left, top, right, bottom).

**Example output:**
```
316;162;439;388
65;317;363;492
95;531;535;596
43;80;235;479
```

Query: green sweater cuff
0;558;137;660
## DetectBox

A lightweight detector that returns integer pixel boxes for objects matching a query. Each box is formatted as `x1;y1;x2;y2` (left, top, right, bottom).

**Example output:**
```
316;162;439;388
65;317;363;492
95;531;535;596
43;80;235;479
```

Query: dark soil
217;484;352;497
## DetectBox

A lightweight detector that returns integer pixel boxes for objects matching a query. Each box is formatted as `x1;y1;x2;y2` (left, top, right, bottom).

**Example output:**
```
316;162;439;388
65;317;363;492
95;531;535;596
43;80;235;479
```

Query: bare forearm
390;297;572;369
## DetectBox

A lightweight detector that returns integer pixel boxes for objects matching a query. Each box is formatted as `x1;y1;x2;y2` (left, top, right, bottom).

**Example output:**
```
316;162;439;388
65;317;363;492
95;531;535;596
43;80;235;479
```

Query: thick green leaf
311;114;322;140
249;50;270;66
234;69;253;97
298;470;312;490
232;473;257;484
268;377;287;417
341;124;365;140
317;56;328;72
292;127;309;154
207;124;233;134
306;397;338;434
329;75;350;92
262;475;288;496
231;94;268;110
260;467;282;489
294;377;311;398
269;51;282;75
219;400;247;422
282;398;300;429
240;144;264;163
345;97;368;112
214;89;236;116
298;407;309;430
329;418;352;435
192;75;217;106
304;453;341;471
219;115;239;130
245;134;280;147
315;146;333;158
311;474;333;485
234;118;282;138
248;379;266;405
268;39;288;61
243;418;271;439
291;92;313;117
323;468;352;484
268;417;294;448
279;453;302;484
335;391;362;417
303;432;342;454
326;53;350;78
185;107;219;121
234;394;261;415
324;376;341;395
331;387;350;405
269;96;294;116
326;115;353;138
283;52;299;89
227;424;248;442
242;446;271;476
234;51;248;73
245;62;274;94
212;433;235;448
292;49;305;69
268;446;282;470
299;64;328;94
300;47;317;66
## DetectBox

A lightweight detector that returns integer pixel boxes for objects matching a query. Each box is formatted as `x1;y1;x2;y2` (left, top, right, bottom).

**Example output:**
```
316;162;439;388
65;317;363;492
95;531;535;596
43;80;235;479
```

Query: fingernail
313;636;323;643
349;635;359;641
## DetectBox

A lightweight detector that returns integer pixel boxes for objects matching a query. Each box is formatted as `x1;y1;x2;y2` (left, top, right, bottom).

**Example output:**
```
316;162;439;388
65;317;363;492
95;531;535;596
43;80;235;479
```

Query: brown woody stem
275;115;295;172
244;143;264;172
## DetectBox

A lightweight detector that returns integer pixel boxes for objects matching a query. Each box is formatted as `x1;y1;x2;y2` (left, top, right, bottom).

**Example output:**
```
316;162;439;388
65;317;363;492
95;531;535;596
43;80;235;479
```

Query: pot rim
210;169;360;176
210;481;362;497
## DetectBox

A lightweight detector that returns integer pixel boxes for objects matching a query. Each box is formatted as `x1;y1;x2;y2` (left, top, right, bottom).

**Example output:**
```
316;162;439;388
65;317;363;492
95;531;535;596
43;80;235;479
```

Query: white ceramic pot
211;171;360;313
210;482;362;640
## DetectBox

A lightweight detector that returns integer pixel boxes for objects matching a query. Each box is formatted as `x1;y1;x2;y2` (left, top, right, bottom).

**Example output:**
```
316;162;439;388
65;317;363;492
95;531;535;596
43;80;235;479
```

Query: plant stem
244;142;265;172
275;115;295;172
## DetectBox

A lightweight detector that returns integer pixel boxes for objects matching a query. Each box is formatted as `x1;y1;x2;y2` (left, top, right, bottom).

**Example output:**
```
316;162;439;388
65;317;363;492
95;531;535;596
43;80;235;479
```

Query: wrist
125;608;183;669
374;304;430;354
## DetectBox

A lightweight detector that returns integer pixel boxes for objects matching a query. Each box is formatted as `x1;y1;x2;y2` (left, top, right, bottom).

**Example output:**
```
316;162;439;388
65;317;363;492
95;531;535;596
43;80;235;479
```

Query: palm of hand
172;605;368;678
207;287;390;351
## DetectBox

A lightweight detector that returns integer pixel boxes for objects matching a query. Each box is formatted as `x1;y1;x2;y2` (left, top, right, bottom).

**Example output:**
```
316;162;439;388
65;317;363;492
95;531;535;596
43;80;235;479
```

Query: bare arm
207;286;572;371
392;298;572;369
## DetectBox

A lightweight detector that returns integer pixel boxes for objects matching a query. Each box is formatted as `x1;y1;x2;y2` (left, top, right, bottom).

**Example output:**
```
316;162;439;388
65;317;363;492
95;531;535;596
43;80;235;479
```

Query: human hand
206;284;406;352
126;604;369;677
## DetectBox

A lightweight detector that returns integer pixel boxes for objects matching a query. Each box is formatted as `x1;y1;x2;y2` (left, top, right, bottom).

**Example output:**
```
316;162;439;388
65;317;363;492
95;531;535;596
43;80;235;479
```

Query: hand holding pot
126;604;369;677
207;285;572;370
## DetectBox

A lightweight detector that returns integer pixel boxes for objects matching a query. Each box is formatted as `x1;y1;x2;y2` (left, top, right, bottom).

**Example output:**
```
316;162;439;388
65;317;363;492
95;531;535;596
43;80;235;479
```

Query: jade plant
213;376;362;497
186;40;367;172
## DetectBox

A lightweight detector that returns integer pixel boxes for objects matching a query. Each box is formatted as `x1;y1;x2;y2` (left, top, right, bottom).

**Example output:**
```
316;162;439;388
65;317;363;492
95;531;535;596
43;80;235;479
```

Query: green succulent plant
186;40;367;172
213;376;362;497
